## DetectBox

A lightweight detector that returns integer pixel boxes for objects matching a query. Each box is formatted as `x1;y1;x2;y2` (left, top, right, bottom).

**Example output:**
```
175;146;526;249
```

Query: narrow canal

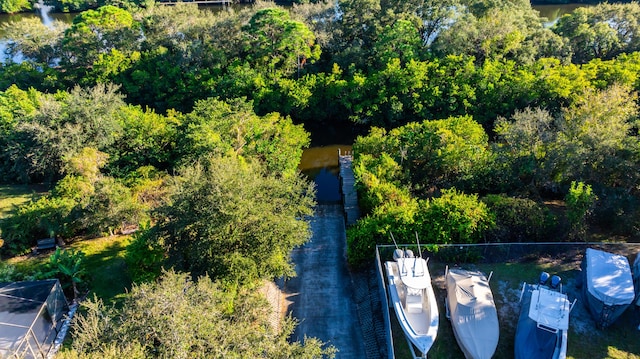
299;145;352;203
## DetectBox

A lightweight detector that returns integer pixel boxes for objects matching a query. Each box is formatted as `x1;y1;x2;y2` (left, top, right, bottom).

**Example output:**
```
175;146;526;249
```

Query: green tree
117;4;243;112
60;6;141;77
0;0;30;13
333;0;382;67
81;177;145;236
355;115;491;193
556;84;639;189
372;19;423;68
242;7;321;79
0;85;41;182
553;3;640;64
380;0;459;47
106;105;179;176
60;271;336;358
180;97;309;177
0;18;65;65
152;156;315;284
493;107;558;193
8;84;125;183
432;6;563;65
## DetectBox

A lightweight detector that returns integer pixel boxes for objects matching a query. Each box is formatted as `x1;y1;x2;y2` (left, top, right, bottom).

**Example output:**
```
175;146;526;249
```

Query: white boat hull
385;260;439;356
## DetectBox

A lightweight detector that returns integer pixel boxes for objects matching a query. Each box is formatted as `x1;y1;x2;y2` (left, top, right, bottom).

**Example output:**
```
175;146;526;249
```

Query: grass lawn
0;184;49;219
2;184;132;303
6;235;133;303
386;244;640;359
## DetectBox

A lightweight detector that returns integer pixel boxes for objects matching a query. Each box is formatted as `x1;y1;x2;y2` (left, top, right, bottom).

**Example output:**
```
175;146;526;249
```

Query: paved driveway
285;204;367;357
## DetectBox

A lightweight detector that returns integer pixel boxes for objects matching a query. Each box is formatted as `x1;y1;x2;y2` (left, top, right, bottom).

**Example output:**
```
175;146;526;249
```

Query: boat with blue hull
515;273;576;359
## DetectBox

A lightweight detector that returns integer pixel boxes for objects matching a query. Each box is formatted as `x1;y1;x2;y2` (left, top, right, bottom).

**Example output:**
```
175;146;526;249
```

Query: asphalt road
285;204;367;357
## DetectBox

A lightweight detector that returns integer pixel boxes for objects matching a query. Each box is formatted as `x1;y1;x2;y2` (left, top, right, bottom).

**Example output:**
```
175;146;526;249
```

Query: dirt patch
495;280;523;329
259;280;285;332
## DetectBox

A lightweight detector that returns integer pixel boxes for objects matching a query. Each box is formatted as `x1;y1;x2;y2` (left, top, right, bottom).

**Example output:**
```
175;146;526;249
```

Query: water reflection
299;145;351;203
35;0;55;28
533;3;590;26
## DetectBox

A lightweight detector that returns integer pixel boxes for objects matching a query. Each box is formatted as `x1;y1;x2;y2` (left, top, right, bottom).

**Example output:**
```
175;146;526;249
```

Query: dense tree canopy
151;155;315;284
60;271;335;359
0;4;640;359
1;0;640;352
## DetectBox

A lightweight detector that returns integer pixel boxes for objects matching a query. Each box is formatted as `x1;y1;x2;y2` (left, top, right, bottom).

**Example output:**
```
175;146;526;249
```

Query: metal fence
375;242;640;359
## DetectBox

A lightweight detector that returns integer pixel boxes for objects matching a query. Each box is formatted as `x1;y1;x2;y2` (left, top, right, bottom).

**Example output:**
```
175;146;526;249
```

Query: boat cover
585;248;634;306
446;269;499;359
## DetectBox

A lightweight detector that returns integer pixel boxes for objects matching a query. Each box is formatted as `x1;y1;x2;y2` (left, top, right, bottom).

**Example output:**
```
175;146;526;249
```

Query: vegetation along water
0;0;639;357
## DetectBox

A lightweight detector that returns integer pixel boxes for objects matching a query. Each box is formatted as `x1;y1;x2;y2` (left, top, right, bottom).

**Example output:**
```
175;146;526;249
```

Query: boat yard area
377;243;640;358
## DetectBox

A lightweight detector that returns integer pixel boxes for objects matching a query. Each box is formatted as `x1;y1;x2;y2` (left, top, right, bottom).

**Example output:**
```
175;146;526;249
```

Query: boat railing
569;298;577;313
537;323;560;334
519;282;527;303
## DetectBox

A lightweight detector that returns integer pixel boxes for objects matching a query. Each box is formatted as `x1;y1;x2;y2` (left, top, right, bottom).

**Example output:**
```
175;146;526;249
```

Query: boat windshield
398;258;431;289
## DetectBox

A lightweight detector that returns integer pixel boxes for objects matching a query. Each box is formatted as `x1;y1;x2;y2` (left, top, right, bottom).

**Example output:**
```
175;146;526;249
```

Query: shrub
124;224;164;284
353;153;408;214
48;248;87;299
482;194;556;242
565;181;597;239
346;202;418;267
416;189;495;244
81;178;146;236
0;196;75;255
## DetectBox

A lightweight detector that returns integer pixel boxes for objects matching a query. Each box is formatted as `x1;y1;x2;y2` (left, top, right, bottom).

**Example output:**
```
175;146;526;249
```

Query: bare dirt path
284;204;367;357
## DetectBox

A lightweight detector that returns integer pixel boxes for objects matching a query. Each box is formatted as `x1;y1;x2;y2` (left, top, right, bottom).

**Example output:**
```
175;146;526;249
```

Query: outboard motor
550;275;562;289
539;272;550;285
393;249;404;261
404;249;415;258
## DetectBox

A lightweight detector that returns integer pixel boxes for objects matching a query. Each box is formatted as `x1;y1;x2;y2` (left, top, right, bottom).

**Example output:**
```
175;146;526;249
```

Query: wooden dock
338;149;360;226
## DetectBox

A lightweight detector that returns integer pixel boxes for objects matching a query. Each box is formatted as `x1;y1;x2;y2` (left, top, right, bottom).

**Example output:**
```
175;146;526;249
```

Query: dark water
532;3;591;25
0;9;74;26
299;145;352;203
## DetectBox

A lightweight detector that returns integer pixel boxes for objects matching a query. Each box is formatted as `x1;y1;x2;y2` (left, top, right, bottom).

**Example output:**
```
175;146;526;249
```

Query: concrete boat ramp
286;204;367;357
282;152;385;358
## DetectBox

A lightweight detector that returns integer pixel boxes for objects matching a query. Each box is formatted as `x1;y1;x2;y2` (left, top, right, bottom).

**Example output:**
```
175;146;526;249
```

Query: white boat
515;273;576;359
581;248;635;328
445;267;499;359
385;247;439;357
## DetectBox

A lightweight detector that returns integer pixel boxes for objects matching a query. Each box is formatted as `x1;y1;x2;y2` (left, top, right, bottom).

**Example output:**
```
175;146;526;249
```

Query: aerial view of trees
0;0;639;355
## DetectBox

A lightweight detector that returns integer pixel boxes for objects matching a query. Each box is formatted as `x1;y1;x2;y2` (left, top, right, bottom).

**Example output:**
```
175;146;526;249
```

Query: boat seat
406;293;423;313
